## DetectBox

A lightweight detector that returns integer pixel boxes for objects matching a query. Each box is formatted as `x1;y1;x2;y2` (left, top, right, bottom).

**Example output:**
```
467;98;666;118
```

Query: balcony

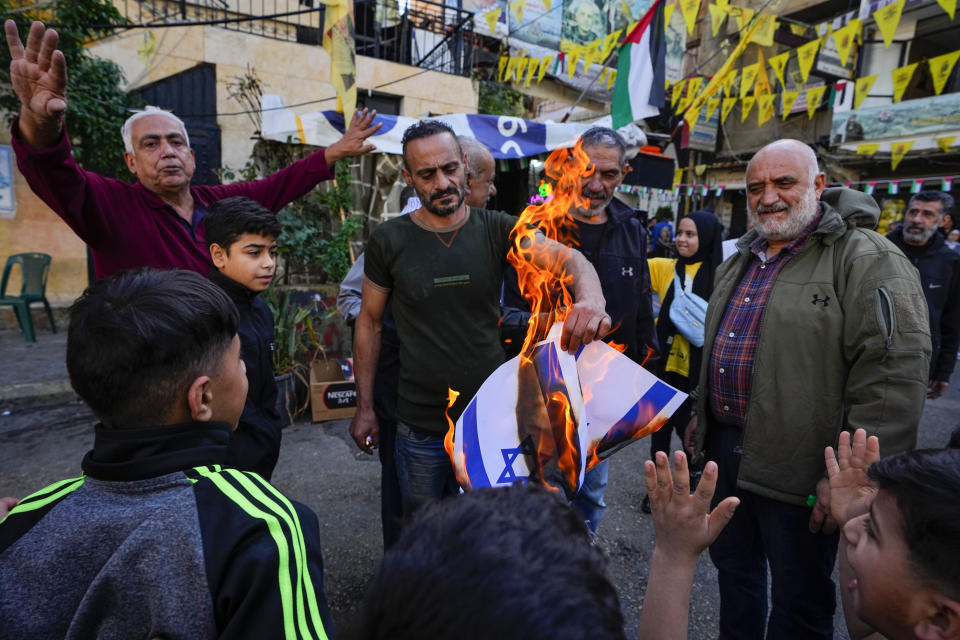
116;0;477;76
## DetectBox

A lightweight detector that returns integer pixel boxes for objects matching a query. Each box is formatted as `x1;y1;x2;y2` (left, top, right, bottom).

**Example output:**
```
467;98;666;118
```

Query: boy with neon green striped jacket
0;269;334;639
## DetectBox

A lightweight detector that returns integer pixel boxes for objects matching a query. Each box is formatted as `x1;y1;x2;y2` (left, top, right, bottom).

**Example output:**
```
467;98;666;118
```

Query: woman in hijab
642;210;724;512
650;220;675;258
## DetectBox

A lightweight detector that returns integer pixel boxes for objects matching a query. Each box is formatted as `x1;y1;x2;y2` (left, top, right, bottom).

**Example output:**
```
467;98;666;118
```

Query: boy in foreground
206;196;284;480
0;269;334;639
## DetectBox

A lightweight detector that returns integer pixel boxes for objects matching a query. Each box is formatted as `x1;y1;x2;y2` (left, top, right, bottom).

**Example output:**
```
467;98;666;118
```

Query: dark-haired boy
205;196;284;480
0;269;334;639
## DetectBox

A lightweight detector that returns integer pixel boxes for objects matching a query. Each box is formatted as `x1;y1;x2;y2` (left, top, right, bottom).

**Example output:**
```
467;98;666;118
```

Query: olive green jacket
693;188;931;505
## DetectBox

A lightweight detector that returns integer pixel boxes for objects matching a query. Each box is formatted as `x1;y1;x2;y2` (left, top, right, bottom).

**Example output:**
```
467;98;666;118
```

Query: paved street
1;344;957;637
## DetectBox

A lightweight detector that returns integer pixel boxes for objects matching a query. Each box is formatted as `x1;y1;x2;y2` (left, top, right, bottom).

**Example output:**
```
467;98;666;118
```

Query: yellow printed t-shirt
647;258;702;378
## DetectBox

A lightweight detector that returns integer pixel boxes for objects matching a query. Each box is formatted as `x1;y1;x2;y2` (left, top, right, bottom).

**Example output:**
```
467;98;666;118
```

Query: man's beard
577;187;612;218
748;189;820;243
902;223;938;245
421;184;465;217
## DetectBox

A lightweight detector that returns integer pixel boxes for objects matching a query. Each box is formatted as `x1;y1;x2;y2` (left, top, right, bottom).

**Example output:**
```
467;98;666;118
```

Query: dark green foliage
476;78;527;118
0;0;142;177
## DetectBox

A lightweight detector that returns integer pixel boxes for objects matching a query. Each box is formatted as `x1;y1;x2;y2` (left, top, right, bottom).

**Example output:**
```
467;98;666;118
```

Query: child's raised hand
824;429;880;525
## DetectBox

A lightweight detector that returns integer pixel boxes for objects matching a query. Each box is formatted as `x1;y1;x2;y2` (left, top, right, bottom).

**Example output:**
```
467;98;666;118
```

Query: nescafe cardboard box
310;360;357;422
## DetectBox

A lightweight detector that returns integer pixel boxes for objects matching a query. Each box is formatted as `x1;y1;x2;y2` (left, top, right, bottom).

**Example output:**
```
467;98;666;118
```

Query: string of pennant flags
617;176;957;199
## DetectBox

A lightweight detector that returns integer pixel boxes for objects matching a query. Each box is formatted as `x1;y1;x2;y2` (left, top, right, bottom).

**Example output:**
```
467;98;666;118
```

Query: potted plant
263;285;317;426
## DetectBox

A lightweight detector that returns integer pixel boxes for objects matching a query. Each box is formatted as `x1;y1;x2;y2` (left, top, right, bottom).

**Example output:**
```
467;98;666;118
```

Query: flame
607;341;628;354
507;141;597;498
443;387;470;488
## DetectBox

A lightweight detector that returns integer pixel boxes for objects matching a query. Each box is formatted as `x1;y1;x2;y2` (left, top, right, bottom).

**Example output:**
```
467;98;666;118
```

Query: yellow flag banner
602;30;623;58
831;19;861;67
929;49;960;95
515;57;530;82
506;57;519;81
754;50;772;95
740;62;760;98
674;169;684;186
677;88;695;113
890;139;914;171
751;12;778;47
484;8;501;34
687;76;704;100
855;74;877;109
498;56;509;81
567;46;582;79
732;6;755;31
525;57;539;85
789;23;807;36
510;0;527;23
679;0;701;35
544;0;552;10
806;85;827;118
740;95;756;122
672;79;686;106
937;135;957;153
582;39;602;74
323;0;357;123
597;67;608;88
722;69;737;97
708;2;727;37
874;0;905;48
796;38;821;85
683;102;704;128
767;51;790;89
891;62;917;103
607;69;617;90
538;56;554;82
665;2;675;27
757;93;776;126
721;97;738;122
781;90;800;119
937;0;956;19
706;96;721;121
715;0;729;13
857;144;880;156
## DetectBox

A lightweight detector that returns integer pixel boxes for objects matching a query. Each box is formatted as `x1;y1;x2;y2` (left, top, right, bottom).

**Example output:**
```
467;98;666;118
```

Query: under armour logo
811;294;830;307
622;267;634;277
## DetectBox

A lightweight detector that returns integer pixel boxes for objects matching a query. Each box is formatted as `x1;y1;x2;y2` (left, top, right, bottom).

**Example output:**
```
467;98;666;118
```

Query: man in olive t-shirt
349;121;612;517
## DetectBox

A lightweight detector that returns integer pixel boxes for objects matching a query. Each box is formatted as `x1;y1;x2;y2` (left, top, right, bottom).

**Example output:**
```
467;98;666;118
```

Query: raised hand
325;108;382;163
6;20;68;145
644;450;739;562
824;429;880;526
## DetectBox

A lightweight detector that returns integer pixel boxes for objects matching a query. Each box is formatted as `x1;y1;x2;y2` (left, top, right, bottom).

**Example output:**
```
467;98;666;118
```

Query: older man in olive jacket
688;140;930;640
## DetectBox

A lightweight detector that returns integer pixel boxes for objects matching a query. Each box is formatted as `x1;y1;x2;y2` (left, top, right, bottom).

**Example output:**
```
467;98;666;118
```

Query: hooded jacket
693;188;931;505
886;230;960;383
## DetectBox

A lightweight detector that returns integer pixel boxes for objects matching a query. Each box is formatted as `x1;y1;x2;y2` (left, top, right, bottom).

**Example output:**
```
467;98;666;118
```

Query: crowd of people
2;17;960;640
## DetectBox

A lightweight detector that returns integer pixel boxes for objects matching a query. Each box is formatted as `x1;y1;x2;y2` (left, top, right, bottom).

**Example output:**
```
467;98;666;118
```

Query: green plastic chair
0;253;57;343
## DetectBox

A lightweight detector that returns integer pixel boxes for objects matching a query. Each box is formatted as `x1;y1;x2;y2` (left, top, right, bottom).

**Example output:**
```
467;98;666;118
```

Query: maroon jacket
11;119;334;278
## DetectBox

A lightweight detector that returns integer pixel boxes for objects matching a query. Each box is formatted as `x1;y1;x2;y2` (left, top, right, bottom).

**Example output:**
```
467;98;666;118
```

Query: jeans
394;421;460;517
571;460;608;534
707;423;839;640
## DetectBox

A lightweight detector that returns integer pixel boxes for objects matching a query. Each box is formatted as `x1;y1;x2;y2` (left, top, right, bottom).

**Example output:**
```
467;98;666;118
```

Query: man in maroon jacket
5;20;380;279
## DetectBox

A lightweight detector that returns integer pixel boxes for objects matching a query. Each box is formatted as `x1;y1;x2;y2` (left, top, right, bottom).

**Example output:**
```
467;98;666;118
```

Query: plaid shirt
709;212;823;426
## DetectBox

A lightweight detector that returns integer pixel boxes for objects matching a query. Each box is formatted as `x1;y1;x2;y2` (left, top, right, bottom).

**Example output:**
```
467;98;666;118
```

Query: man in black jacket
888;190;960;399
501;127;659;534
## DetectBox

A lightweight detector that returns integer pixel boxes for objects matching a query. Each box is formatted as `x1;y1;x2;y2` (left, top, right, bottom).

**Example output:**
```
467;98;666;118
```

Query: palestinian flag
611;0;667;128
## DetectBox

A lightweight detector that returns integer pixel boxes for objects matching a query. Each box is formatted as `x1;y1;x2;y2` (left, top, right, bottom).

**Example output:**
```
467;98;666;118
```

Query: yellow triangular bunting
740;62;760;98
732;6;755;31
544;0;552;11
928;50;960;96
679;0;700;35
751;12;778;47
721;97;737;123
484;8;501;34
891;62;917;103
789;23;807;36
857;144;880;156
607;69;617;90
582;39;602;74
687;76;704;101
936;0;956;19
767;51;790;89
515;58;529;83
854;74;877;109
806;85;827;118
796;38;821;85
672;79;686;107
937;135;957;153
781;90;800;119
567;46;582;79
505;57;518;81
754;51;772;95
709;3;727;37
705;96;720;121
831;19;861;67
684;102;704;128
510;0;526;24
538;56;553;82
874;0;905;48
498;56;509;82
664;2;675;27
757;93;776;126
890;139;914;171
525;57;539;85
722;70;737;97
740;95;756;122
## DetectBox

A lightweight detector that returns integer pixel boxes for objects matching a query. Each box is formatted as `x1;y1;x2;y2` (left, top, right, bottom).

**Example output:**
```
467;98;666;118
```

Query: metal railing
116;0;475;76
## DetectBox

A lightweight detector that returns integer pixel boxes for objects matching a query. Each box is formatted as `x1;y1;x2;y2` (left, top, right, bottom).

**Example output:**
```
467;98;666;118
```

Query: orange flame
507;141;597;498
443;387;470;488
